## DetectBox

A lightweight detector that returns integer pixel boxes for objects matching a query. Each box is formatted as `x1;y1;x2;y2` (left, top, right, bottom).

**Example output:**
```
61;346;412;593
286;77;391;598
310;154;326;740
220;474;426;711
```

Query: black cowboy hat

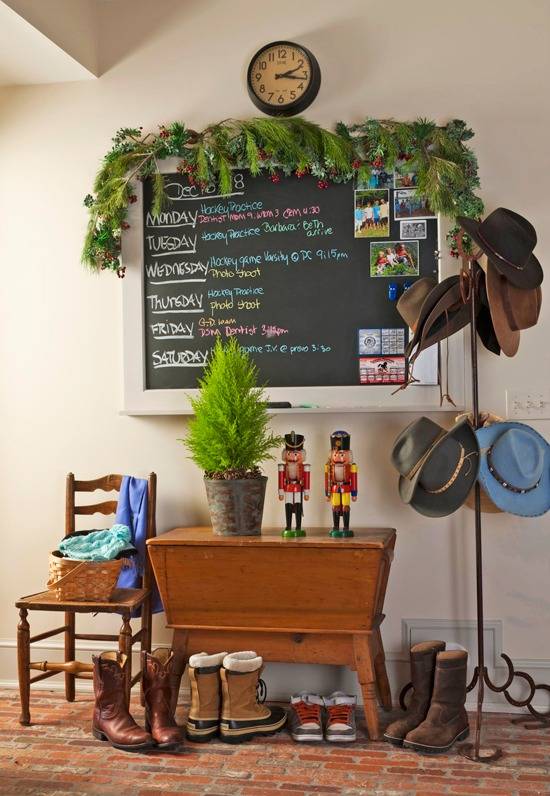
458;208;543;290
405;276;472;361
476;269;501;356
391;416;480;518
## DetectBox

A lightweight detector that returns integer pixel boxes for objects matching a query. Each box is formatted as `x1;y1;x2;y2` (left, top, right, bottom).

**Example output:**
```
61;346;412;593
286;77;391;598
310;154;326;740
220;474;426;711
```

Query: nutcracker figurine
278;431;310;538
325;430;358;538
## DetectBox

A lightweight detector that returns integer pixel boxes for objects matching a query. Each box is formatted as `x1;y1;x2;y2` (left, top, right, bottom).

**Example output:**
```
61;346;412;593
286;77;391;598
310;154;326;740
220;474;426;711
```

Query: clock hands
275;66;307;80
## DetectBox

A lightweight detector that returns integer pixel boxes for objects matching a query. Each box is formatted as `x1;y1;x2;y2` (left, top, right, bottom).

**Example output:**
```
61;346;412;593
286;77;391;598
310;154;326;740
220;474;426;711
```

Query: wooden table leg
353;634;380;740
373;627;392;711
170;629;188;716
119;613;132;707
17;608;31;725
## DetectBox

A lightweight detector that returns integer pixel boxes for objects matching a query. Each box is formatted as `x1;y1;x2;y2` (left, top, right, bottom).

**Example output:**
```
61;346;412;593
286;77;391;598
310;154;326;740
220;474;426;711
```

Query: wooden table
147;526;396;740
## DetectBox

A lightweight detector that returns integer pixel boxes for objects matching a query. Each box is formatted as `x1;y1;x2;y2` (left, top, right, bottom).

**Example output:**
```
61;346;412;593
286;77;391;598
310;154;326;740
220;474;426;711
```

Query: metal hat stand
400;253;550;763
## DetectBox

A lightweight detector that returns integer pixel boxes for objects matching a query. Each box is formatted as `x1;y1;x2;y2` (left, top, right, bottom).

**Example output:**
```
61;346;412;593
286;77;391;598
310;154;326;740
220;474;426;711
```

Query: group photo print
370;240;419;277
354;189;390;238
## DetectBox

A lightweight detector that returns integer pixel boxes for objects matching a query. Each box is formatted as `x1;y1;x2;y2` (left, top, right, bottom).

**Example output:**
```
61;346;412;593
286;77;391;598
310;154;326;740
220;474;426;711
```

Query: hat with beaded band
476;422;550;517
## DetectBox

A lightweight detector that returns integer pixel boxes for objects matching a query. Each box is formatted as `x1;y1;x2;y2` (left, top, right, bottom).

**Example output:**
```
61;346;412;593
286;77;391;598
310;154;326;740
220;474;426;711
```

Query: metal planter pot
204;476;267;536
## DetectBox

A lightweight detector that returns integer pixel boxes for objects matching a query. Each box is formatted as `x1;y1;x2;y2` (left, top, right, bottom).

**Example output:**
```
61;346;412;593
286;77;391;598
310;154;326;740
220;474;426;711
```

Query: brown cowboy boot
404;650;469;754
186;651;227;742
92;652;153;752
383;641;446;746
142;649;183;750
219;651;286;744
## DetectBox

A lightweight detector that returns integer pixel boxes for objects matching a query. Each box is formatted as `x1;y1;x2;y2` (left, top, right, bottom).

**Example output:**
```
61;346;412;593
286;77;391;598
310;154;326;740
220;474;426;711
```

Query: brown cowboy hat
485;261;520;357
391;416;480;518
476;269;500;356
397;277;437;331
405;276;472;360
458;208;543;290
484;259;542;332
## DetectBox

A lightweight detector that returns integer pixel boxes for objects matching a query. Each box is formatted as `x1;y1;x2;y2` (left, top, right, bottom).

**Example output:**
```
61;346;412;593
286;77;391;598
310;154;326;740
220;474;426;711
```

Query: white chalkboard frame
121;158;465;415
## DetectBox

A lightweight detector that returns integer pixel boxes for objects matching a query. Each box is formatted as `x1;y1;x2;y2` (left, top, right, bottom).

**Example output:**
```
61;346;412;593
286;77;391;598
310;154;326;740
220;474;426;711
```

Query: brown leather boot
186;651;227;742
383;640;446;746
142;649;183;750
404;650;469;754
92;652;153;752
219;651;286;744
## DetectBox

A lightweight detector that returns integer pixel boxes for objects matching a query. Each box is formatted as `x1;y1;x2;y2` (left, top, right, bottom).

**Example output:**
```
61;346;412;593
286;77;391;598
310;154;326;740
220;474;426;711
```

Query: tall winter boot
186;651;227;742
404;650;469;754
219;651;286;744
92;652;153;752
383;640;446;747
142;649;183;750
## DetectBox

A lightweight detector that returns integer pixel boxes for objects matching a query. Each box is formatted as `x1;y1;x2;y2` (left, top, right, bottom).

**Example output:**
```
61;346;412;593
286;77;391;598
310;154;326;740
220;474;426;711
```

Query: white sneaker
288;693;324;742
323;692;357;742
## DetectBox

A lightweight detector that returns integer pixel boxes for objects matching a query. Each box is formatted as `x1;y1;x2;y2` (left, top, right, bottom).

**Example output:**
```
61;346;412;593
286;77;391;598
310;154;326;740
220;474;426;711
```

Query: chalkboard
142;172;439;390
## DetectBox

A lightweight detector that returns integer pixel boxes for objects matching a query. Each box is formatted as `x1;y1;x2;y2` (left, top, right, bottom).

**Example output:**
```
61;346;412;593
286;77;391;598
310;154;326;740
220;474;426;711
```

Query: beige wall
1;0;549;705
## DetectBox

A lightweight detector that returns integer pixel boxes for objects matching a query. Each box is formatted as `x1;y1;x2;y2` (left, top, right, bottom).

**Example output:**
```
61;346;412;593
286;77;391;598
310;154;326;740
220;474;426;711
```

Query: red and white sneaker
324;692;357;743
288;693;324;742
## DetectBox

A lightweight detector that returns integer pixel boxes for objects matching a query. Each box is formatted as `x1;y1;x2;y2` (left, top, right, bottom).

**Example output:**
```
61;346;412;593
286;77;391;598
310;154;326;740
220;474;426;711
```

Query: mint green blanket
59;525;135;562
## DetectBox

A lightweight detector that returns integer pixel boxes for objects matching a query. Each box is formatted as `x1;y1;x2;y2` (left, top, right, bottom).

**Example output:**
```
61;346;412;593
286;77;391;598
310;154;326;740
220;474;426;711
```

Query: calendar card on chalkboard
141;171;439;390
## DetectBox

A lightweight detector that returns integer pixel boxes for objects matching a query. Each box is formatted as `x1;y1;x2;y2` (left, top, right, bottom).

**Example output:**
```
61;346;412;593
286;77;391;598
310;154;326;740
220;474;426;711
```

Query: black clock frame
246;40;321;118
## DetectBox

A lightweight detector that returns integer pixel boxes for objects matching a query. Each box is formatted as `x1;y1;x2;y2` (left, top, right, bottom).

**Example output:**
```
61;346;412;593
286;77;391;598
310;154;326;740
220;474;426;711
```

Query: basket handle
46;561;88;590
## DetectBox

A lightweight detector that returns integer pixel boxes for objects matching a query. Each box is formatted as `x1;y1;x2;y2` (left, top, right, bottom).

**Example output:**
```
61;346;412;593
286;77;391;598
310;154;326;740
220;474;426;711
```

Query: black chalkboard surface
143;172;438;389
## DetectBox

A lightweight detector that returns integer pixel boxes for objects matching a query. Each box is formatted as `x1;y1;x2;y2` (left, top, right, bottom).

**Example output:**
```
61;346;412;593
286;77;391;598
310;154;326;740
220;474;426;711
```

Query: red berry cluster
295;168;308;179
352;159;362;170
270;173;281;184
129;194;138;204
371;156;384;169
317;179;329;190
398;152;413;162
177;162;196;175
117;267;126;278
121;221;130;230
258;149;269;161
158;126;170;139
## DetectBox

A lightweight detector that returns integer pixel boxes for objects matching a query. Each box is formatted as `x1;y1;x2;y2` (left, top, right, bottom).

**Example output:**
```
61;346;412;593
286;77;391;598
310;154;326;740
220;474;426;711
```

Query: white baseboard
2;635;550;714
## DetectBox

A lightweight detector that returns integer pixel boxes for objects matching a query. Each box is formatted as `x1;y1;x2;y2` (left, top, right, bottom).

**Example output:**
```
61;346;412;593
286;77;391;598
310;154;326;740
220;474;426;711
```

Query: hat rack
398;254;550;762
457;256;550;762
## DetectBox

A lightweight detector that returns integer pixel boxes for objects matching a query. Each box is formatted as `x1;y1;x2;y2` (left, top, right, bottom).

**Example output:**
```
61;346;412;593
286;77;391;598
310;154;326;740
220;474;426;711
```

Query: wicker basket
47;553;126;602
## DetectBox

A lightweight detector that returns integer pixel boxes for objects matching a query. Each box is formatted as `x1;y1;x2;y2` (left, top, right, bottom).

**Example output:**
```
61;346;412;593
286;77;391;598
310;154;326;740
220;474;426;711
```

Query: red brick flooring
1;689;549;795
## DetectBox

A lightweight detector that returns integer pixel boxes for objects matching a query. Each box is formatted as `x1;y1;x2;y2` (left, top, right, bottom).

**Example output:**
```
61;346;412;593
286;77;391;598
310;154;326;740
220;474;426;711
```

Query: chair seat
16;588;149;613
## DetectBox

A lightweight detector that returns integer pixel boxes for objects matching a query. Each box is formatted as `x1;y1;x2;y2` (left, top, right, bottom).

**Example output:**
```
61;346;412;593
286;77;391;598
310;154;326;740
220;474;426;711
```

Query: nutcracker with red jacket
325;430;358;538
278;431;310;538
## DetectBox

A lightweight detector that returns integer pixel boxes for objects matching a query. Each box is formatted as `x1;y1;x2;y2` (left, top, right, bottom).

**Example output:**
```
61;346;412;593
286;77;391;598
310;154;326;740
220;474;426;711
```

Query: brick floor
0;689;549;795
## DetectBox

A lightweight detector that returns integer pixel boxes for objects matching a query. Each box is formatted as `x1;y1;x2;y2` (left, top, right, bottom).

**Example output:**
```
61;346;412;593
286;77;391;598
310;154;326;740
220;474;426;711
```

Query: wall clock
247;41;321;117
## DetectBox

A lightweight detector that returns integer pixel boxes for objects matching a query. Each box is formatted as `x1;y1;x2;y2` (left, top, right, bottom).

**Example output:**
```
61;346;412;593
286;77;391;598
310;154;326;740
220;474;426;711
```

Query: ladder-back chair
15;472;156;725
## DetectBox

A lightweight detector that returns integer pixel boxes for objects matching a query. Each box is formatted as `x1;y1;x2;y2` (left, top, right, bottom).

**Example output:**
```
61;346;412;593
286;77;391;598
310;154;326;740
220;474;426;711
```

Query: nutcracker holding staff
278;431;310;538
325;430;358;538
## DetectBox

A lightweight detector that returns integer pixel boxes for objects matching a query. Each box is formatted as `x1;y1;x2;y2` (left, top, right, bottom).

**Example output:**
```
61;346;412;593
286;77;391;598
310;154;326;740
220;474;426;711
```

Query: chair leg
119;613;132;708
64;612;75;703
17;608;30;725
140;596;151;707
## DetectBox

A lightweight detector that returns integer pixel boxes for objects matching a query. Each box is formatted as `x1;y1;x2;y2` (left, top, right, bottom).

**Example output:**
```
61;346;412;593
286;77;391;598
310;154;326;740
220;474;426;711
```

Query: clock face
247;42;320;117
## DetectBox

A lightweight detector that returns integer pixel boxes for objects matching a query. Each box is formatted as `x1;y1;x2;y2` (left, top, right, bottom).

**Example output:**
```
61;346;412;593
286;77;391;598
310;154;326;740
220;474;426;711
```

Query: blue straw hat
476;422;550;517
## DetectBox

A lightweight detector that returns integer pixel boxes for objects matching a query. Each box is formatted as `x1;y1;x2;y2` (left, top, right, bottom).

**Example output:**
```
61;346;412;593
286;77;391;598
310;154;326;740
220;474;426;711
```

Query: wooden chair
15;473;156;725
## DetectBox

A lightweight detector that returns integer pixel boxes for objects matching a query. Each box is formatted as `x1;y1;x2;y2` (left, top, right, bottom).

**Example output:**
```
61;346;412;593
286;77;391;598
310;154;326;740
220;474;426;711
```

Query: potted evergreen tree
182;338;282;536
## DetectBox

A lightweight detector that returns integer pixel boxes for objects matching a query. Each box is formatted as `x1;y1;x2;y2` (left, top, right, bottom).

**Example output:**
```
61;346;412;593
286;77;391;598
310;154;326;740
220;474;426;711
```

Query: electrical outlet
506;389;550;419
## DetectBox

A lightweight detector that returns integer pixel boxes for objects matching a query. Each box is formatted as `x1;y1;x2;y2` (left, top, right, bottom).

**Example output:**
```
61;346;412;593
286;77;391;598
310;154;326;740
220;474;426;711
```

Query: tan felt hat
397;277;437;331
485;261;520;357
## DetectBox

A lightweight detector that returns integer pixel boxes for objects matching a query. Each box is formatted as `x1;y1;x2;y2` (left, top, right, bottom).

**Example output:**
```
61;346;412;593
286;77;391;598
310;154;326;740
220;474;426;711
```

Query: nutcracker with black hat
324;431;358;538
278;431;310;538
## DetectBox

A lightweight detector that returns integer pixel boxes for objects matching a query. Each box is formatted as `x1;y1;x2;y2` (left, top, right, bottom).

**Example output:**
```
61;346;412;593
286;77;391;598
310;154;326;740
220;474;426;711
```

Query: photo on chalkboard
358;329;382;356
394;159;418;188
356;169;393;190
370;241;419;277
354;189;389;238
394;189;436;220
359;356;406;385
400;219;427;240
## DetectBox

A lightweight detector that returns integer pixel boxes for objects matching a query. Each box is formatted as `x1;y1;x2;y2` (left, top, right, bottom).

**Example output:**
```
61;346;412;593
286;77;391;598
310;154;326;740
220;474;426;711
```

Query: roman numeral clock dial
247;41;321;117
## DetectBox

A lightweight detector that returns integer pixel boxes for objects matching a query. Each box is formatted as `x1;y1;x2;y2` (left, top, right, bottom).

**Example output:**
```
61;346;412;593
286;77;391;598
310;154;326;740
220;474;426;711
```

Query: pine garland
82;117;483;275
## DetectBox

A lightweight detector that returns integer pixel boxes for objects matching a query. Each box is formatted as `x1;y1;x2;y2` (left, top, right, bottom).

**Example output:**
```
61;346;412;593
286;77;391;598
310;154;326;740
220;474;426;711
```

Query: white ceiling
0;1;98;85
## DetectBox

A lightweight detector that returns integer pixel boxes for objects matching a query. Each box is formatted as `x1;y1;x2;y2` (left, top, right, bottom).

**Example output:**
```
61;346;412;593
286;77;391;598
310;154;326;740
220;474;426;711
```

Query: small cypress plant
183;338;282;479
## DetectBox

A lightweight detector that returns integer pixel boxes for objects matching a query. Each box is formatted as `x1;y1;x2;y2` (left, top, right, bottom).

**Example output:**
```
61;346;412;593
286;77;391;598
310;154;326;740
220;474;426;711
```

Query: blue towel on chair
116;476;163;613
